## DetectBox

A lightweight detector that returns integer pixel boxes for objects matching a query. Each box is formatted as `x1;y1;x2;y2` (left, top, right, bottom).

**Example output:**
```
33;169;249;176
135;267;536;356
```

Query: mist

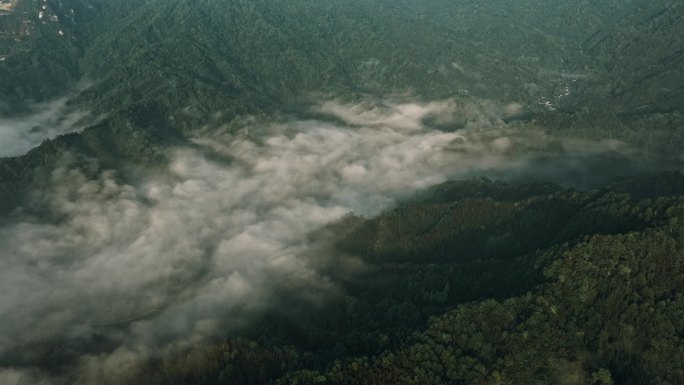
0;97;650;384
0;97;92;158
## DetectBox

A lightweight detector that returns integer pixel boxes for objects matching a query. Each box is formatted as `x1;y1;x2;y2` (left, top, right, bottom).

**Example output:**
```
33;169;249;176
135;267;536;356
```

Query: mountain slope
0;3;683;384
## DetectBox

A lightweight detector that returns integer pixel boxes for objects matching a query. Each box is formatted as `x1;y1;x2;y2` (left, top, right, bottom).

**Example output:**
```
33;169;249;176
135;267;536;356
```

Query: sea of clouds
0;98;641;384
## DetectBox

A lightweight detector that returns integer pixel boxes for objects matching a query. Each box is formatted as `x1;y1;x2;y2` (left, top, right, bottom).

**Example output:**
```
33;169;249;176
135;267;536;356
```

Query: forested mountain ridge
0;1;683;385
2;0;683;214
2;0;683;122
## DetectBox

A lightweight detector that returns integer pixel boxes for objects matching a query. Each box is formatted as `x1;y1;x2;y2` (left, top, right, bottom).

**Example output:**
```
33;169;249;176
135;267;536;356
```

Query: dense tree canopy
0;1;682;384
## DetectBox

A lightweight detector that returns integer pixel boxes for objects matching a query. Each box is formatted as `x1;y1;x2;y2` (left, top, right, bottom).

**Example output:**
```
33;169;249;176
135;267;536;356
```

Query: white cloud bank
0;98;635;384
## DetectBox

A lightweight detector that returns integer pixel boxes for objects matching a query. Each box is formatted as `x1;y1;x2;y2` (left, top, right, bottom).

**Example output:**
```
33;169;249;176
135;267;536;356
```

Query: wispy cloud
0;97;93;158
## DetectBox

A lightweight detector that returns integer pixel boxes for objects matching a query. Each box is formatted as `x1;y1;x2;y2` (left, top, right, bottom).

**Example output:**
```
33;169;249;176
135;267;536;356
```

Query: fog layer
0;98;640;384
0;97;91;158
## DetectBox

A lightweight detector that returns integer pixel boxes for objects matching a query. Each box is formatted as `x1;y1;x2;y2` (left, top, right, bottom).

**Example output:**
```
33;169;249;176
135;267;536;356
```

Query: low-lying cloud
0;98;645;384
0;97;93;158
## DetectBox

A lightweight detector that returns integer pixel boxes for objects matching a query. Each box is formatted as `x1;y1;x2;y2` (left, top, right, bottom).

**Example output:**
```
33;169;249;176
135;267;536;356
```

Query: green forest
119;177;684;385
0;1;683;384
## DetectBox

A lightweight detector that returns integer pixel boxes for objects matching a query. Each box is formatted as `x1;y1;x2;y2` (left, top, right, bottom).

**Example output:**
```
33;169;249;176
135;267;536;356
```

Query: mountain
0;1;683;385
0;0;681;214
109;178;684;385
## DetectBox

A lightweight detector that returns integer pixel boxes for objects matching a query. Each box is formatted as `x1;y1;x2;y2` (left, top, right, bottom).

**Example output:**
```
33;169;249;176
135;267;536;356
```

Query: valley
0;1;683;384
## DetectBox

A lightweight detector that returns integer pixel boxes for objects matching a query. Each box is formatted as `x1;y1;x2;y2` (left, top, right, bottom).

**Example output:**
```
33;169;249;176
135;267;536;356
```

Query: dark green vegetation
1;0;683;170
1;1;684;384
125;177;684;385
